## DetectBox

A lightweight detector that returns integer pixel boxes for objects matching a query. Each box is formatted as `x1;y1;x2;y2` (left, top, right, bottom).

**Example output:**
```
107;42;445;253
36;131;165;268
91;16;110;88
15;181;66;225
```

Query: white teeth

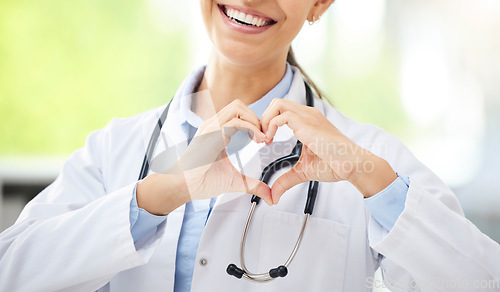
238;12;246;21
224;6;269;27
245;14;253;24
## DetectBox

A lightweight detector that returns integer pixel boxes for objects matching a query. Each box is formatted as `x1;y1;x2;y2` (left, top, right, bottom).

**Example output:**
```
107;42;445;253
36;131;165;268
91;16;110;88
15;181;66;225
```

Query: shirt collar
179;66;206;130
178;63;294;131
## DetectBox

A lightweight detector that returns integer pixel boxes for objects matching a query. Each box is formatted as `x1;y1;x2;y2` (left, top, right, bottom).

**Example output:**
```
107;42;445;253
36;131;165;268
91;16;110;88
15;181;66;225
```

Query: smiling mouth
218;4;277;27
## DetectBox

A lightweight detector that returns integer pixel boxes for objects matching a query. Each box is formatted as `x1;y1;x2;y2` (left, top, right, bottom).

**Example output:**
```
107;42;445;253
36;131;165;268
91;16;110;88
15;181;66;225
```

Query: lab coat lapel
154;97;189;166
157;203;185;289
113;102;187;292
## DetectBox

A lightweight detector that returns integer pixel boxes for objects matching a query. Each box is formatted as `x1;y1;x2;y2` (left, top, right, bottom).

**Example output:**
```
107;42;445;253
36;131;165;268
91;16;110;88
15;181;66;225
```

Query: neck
195;50;288;119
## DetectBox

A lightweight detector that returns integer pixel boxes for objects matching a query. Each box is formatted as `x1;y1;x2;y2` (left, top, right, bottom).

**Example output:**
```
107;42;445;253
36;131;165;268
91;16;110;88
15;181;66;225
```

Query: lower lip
218;5;274;35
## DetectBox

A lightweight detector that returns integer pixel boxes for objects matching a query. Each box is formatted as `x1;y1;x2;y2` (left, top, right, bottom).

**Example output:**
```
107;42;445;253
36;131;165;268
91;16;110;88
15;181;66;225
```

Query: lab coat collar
150;68;208;167
179;66;206;129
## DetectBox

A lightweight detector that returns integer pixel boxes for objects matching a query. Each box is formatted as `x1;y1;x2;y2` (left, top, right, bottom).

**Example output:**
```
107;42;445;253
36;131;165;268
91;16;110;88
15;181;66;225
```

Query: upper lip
218;4;277;24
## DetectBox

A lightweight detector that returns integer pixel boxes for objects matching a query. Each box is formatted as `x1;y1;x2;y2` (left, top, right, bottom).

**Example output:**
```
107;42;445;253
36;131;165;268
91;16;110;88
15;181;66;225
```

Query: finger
218;100;262;133
261;98;306;134
265;137;273;146
222;118;266;144
200;100;264;141
227;174;273;206
270;166;307;205
265;111;300;141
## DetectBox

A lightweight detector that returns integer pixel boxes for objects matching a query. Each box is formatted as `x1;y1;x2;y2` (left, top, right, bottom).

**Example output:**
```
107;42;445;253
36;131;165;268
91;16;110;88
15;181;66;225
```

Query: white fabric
1;67;499;291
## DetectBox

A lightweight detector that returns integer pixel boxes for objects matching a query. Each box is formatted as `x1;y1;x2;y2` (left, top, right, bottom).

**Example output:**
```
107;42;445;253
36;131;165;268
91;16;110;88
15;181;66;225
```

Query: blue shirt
129;64;409;291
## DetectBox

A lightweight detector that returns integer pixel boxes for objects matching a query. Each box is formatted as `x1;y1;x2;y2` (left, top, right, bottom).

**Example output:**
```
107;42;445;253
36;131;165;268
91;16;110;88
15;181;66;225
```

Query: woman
1;0;499;291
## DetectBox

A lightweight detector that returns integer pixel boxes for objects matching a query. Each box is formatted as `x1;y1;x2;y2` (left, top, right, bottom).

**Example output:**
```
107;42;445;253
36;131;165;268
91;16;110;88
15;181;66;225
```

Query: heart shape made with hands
151;98;347;206
253;99;346;204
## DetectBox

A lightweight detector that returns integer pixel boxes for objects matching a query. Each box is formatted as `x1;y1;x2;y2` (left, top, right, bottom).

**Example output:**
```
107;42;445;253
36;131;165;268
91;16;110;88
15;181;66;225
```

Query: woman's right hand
136;100;273;215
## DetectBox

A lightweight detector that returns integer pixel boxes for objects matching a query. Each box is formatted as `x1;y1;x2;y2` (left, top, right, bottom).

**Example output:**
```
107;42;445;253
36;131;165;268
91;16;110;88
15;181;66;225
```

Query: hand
138;100;273;215
178;99;272;204
260;98;397;204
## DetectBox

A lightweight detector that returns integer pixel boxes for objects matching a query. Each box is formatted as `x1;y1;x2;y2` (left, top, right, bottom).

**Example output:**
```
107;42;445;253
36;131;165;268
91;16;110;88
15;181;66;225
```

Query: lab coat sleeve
366;132;500;292
0;122;167;292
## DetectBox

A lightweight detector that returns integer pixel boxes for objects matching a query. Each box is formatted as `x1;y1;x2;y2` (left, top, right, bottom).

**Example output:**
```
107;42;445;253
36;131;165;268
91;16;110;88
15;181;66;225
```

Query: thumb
271;167;307;205
227;174;273;206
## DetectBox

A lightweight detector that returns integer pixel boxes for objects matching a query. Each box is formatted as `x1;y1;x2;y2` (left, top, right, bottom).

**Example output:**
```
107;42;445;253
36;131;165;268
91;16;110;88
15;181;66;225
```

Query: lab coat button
199;258;208;266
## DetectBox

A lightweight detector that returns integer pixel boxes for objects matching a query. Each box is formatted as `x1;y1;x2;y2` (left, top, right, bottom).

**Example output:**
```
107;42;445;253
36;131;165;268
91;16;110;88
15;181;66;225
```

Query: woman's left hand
260;98;398;204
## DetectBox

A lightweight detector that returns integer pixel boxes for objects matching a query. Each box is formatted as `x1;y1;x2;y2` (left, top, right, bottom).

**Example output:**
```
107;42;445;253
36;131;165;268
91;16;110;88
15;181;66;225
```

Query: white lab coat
1;70;499;292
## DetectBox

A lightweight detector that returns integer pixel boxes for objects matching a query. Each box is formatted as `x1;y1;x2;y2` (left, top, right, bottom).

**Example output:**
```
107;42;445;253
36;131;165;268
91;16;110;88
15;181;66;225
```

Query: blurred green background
0;0;189;154
0;0;409;155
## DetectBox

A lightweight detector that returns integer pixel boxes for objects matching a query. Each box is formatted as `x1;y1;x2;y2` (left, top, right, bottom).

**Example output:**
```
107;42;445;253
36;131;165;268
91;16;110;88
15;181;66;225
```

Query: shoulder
319;98;425;174
319;98;457;197
319;99;464;214
318;98;397;151
104;105;167;138
77;104;168;167
75;104;169;189
88;104;167;149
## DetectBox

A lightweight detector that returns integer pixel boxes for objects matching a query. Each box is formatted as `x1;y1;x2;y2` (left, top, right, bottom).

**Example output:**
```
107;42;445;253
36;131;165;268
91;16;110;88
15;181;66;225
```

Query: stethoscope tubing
227;82;320;282
239;201;310;282
138;101;172;180
138;81;320;283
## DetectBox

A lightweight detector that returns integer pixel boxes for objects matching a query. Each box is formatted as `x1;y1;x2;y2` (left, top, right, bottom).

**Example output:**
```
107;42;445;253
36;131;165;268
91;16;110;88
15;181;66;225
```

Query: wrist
348;154;397;198
136;173;191;215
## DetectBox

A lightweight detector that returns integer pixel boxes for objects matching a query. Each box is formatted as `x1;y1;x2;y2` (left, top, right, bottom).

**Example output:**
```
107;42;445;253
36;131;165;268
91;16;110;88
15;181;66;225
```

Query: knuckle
229;99;242;110
291;167;307;183
269;115;279;124
268;120;275;128
310;107;321;114
234;99;245;107
281;111;292;120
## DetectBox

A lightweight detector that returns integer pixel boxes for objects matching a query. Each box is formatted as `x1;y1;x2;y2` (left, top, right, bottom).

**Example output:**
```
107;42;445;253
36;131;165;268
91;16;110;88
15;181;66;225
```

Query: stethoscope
138;81;319;283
